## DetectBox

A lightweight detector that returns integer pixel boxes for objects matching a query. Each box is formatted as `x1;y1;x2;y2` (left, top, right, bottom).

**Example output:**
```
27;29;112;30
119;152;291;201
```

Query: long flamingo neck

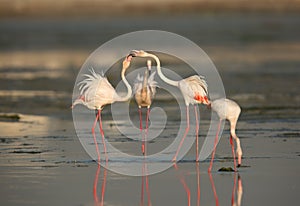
230;121;237;138
147;53;178;87
118;67;132;102
142;68;149;93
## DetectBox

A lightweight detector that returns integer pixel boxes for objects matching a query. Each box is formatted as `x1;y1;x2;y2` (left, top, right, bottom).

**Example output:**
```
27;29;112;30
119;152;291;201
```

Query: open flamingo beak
129;49;146;57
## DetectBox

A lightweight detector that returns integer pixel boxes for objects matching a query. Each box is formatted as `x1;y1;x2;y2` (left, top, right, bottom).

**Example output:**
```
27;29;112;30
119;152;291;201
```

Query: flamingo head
123;55;133;70
129;50;148;57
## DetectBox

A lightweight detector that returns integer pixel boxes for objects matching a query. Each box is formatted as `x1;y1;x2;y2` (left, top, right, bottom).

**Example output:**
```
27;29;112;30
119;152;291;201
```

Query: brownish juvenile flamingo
133;60;158;155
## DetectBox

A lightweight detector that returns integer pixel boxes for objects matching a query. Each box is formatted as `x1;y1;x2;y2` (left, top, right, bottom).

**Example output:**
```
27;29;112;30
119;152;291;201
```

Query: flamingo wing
77;68;116;109
179;75;209;105
147;71;158;98
133;73;143;94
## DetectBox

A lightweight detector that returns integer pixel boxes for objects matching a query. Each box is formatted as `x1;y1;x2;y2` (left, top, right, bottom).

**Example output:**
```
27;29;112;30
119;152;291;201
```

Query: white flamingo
133;60;158;155
72;55;133;162
129;50;209;162
208;98;243;172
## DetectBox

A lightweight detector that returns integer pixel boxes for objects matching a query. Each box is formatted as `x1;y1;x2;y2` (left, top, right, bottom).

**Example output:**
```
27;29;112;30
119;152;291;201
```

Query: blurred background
0;0;299;117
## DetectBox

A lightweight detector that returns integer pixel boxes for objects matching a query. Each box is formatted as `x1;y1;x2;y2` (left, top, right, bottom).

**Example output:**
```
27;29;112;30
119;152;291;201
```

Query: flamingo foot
172;156;177;162
142;144;145;155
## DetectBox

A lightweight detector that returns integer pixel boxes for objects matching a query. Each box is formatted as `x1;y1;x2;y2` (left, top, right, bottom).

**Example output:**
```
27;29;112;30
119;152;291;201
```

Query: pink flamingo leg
172;106;190;162
92;111;101;162
194;105;199;162
139;108;145;155
208;120;222;173
98;110;108;162
145;107;150;156
209;173;219;206
230;135;237;172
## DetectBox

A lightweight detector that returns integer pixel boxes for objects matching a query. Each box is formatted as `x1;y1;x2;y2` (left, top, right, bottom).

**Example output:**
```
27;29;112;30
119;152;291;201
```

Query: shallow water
0;110;299;206
0;13;300;205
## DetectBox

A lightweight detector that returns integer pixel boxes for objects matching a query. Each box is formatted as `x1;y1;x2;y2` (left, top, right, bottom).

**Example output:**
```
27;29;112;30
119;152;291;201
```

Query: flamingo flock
72;50;243;172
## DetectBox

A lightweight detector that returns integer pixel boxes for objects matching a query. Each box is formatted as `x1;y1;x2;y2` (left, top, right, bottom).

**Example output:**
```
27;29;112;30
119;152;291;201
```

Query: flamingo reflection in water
140;161;152;206
208;172;243;206
231;174;243;206
93;164;107;206
173;163;191;206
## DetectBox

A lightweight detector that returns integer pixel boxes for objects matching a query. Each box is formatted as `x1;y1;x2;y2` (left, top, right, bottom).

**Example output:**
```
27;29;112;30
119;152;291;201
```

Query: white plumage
72;58;133;110
71;56;133;162
209;98;243;172
75;68;117;110
178;75;209;106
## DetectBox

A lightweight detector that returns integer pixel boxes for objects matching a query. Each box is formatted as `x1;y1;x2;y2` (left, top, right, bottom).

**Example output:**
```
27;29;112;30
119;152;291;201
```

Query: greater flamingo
129;50;209;162
208;98;243;172
133;60;158;155
72;55;133;162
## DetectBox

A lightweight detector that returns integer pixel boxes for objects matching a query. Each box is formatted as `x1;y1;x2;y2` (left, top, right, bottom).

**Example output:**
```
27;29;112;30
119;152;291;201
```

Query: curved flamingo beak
129;49;147;57
238;155;242;167
126;54;133;62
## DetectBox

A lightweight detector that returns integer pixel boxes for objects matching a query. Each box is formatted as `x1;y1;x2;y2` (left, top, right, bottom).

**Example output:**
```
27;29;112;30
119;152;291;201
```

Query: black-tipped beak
129;50;139;57
127;54;135;58
125;54;133;62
